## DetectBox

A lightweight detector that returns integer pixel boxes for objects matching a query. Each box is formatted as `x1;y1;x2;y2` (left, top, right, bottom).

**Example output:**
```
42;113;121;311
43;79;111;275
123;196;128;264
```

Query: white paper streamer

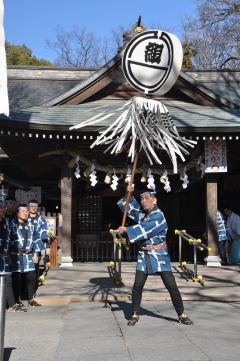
89;164;98;187
110;172;119;191
70;97;196;173
125;167;132;183
160;171;171;192
180;168;189;189
147;168;156;190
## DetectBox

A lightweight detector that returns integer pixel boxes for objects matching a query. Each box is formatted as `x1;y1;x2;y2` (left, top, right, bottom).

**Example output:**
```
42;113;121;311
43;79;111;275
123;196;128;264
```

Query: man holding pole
117;185;193;326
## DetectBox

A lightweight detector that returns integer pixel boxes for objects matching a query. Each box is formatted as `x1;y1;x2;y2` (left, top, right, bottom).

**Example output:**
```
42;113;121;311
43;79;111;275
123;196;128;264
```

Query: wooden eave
41;52;239;109
44;55;122;106
1;117;240;135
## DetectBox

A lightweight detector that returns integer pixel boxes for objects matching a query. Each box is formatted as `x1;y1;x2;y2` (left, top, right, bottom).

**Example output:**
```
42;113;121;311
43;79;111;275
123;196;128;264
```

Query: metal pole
118;244;122;277
113;242;117;270
193;245;197;278
0;272;11;361
178;235;182;263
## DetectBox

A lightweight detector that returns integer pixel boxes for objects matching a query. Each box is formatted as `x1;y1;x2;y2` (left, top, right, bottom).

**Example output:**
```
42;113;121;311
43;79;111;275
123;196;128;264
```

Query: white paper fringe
70;97;196;173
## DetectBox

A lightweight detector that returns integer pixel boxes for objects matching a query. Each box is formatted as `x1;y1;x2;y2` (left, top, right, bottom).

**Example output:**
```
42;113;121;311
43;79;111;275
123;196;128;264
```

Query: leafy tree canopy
6;42;53;66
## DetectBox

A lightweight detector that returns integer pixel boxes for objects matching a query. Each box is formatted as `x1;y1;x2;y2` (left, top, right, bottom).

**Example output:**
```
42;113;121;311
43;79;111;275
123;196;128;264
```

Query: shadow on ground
104;300;178;323
4;347;16;361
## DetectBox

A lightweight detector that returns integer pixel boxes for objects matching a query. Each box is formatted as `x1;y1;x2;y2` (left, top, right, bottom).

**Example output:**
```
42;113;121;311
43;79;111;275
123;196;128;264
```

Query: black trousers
132;270;184;316
6;274;15;308
12;271;36;303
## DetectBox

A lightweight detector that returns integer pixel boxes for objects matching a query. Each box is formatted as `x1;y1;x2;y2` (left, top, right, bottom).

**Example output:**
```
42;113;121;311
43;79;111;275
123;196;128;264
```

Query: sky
3;0;197;63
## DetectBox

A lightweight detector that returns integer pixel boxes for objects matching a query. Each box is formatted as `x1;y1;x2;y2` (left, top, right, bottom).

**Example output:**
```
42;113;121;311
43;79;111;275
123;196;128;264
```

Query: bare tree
182;0;240;69
47;26;115;68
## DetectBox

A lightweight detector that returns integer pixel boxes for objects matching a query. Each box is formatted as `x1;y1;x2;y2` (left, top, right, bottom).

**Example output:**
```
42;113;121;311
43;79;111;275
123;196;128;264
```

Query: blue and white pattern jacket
217;211;227;241
117;197;172;274
9;219;44;272
28;214;48;242
0;219;10;272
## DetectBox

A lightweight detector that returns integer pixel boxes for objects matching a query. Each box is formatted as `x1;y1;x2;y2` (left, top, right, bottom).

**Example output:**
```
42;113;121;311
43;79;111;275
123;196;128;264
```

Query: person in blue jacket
27;199;48;243
216;210;228;265
9;204;44;310
27;199;49;289
117;185;193;326
0;201;9;273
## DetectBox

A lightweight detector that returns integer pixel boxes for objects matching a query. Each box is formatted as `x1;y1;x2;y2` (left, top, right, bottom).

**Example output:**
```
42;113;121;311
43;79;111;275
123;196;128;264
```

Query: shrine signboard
205;139;227;173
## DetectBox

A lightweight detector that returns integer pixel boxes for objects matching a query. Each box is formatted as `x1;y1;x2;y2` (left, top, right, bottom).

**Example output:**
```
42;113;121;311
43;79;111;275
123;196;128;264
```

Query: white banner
205;139;227;173
15;186;42;204
0;0;9;116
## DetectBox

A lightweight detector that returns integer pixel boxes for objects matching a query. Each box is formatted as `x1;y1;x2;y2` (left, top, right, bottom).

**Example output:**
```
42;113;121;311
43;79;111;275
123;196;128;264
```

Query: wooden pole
115;152;139;283
121;152;139;227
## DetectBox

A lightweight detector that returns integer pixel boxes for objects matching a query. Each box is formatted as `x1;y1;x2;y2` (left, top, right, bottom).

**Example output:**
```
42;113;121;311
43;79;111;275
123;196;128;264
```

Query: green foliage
182;42;197;69
6;42;53;66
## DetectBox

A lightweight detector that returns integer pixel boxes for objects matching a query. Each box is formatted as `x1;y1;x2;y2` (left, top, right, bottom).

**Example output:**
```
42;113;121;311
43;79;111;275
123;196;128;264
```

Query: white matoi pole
0;0;9;116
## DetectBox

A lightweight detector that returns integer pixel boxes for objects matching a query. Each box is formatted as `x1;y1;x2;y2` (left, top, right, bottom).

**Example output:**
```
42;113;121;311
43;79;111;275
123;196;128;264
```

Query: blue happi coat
0;219;10;272
9;219;44;272
28;213;48;242
118;197;172;274
217;211;227;241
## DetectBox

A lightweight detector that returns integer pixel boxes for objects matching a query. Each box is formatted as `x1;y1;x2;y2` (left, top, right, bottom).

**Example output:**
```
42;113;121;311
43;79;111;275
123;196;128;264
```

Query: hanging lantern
104;172;112;184
140;172;147;183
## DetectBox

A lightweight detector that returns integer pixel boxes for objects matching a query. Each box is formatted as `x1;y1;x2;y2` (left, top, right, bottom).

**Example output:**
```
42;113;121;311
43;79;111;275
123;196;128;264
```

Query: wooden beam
205;174;221;266
58;166;73;266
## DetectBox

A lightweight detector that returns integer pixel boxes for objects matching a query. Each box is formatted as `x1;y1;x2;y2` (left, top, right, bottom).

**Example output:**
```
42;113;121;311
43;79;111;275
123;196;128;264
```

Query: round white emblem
122;30;183;95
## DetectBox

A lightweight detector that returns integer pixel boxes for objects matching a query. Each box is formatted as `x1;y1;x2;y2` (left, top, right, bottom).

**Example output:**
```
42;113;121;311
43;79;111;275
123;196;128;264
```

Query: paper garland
75;163;196;192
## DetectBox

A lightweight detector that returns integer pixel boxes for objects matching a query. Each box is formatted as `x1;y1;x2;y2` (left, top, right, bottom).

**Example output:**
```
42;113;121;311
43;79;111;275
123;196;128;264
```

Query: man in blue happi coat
216;210;228;265
0;201;17;310
27;199;48;243
117;185;193;326
9;204;44;310
27;199;49;289
0;201;9;273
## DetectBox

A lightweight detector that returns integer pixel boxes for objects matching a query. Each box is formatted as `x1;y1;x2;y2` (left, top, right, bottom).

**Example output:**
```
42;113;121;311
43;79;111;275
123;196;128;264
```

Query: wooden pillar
205;174;221;266
58;166;73;267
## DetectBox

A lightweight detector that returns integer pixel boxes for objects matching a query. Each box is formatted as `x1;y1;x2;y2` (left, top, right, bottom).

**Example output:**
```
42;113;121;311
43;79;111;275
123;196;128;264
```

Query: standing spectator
9;205;44;310
0;201;16;310
0;201;9;272
27;199;48;243
216;210;228;265
27;199;48;289
224;207;240;264
5;196;18;226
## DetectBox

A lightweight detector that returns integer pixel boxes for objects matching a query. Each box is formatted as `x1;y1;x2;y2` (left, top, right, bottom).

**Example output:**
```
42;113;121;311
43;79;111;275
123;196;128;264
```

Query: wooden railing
50;236;58;267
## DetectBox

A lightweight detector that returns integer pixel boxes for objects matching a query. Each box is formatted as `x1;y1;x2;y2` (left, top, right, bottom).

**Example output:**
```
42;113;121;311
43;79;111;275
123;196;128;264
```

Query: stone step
35;262;240;305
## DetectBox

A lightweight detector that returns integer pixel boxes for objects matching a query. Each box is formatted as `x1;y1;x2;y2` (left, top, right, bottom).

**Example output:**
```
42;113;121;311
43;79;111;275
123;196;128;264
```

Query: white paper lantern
122;29;183;95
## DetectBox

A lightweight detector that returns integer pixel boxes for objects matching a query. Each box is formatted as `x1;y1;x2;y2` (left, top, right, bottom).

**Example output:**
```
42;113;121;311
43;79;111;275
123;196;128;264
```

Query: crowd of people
0;197;48;312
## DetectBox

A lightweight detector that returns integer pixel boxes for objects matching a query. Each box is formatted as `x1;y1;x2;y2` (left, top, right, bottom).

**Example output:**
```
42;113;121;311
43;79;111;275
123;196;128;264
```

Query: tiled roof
7;66;95;111
8;79;80;111
6;99;240;132
185;70;240;107
5;65;240;132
